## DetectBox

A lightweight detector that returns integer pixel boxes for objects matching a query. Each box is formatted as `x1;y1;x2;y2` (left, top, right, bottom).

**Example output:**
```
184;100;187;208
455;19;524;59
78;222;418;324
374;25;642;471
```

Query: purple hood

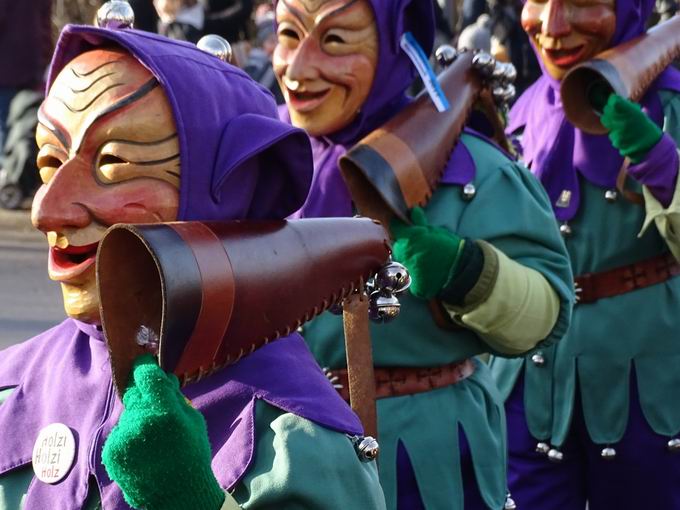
49;24;313;221
508;0;680;220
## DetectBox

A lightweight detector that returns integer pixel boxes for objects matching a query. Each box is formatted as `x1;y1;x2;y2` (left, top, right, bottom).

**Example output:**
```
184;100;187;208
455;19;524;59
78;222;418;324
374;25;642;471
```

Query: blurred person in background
243;5;284;104
0;0;52;161
154;0;206;42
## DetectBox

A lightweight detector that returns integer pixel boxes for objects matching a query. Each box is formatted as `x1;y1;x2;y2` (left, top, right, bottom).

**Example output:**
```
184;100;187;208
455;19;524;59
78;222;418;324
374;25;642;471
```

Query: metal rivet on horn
96;0;135;29
197;35;233;63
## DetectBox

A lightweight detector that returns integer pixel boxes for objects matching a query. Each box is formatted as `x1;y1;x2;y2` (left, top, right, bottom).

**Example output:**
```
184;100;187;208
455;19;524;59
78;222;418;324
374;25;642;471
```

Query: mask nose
31;158;93;235
541;0;571;39
286;36;322;85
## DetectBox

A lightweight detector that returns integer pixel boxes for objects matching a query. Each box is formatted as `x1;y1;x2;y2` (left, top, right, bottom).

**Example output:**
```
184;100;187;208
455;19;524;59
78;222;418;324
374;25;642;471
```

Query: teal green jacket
303;133;573;509
491;90;680;448
0;388;384;510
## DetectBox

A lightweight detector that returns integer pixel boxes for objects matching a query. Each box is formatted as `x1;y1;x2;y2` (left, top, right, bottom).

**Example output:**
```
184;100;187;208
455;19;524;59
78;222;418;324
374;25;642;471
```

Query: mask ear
211;113;313;220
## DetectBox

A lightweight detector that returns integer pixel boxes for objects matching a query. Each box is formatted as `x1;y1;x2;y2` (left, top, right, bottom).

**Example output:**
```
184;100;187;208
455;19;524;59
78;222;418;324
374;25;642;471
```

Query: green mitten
390;207;465;300
102;354;225;510
600;93;663;163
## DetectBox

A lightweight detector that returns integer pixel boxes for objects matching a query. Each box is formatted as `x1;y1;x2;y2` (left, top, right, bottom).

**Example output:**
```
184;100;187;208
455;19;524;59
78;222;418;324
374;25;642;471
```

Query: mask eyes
323;33;346;45
97;152;130;183
277;25;301;48
37;146;66;184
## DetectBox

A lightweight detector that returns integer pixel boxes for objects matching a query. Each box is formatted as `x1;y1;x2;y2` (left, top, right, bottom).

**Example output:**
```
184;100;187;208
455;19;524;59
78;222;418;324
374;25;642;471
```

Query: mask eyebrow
37;106;71;150
74;77;159;154
281;0;307;26
317;0;360;24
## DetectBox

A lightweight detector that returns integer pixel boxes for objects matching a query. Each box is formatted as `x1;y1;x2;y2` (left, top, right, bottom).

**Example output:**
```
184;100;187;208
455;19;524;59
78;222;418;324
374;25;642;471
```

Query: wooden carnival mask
32;48;180;324
273;0;378;136
522;0;616;80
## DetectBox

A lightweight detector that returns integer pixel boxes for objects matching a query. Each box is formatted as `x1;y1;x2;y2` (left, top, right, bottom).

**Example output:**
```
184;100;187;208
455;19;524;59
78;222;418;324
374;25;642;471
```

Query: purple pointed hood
48;24;313;221
508;0;680;221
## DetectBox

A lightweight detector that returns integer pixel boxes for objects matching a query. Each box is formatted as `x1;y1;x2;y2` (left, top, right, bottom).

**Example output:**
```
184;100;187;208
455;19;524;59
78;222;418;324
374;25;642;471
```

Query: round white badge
32;423;76;484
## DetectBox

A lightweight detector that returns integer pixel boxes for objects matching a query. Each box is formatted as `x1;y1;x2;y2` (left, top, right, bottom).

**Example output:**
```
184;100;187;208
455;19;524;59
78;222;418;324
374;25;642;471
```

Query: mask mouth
542;45;587;68
49;241;100;281
286;88;332;112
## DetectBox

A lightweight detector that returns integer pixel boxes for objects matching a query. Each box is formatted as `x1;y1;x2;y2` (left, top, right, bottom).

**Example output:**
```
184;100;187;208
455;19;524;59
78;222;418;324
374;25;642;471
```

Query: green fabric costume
0;388;384;510
491;90;680;447
301;133;573;509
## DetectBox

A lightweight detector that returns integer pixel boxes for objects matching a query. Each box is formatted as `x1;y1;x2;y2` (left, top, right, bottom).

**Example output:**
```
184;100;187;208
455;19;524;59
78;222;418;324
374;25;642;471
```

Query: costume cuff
639;148;680;261
628;134;679;207
443;243;561;355
438;239;485;306
220;492;242;510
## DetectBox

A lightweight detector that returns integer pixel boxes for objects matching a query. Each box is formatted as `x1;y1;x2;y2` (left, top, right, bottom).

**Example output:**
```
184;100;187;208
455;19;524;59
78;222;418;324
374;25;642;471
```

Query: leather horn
561;14;680;135
96;218;390;395
338;51;507;226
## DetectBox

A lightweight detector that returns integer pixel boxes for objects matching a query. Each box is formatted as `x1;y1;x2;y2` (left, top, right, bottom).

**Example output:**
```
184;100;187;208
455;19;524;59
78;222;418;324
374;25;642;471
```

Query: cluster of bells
535;437;680;463
434;45;517;107
329;260;412;323
559;189;619;237
96;0;233;63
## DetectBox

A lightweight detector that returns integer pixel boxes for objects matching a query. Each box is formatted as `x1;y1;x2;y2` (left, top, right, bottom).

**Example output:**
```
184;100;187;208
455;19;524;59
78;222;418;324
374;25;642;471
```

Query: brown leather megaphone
561;14;680;134
96;218;390;395
339;51;509;227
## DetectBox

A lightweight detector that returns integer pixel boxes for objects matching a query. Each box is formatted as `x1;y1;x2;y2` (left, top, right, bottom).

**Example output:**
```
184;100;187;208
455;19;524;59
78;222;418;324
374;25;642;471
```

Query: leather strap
342;292;378;439
330;359;476;402
575;252;680;304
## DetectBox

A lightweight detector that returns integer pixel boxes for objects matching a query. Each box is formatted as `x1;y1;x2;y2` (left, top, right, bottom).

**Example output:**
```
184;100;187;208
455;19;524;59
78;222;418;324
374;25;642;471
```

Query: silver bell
351;436;380;462
492;83;516;105
375;261;411;294
368;290;400;323
471;52;496;77
559;222;572;237
547;448;564;463
601;447;617;459
499;62;517;84
667;438;680;452
504;494;517;510
462;182;477;201
531;352;546;367
604;189;618;203
535;442;550;454
197;35;233;63
435;45;457;67
96;0;135;29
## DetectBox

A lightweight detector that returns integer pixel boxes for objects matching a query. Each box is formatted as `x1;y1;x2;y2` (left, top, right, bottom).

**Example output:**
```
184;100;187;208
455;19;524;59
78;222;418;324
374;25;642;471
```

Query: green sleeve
453;135;574;352
233;401;385;510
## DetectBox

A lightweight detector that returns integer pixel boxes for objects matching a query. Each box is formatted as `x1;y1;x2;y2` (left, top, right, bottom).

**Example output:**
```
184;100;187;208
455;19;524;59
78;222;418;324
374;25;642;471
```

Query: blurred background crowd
0;0;677;210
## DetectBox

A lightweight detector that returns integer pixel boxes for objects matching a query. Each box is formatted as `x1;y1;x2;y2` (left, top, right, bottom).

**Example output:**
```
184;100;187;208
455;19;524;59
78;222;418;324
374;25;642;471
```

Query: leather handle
342;291;378;439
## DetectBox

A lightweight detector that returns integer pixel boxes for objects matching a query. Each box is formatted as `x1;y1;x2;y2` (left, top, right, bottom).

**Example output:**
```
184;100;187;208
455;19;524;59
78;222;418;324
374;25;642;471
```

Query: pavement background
0;206;64;350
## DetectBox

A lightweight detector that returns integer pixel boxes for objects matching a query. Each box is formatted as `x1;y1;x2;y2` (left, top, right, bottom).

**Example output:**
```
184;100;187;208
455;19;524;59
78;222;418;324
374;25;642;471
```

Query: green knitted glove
102;354;225;510
390;207;465;300
600;93;663;163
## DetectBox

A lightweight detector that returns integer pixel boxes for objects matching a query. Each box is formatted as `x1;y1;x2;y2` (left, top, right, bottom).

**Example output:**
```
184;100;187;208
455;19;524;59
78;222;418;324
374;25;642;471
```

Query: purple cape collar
0;319;360;508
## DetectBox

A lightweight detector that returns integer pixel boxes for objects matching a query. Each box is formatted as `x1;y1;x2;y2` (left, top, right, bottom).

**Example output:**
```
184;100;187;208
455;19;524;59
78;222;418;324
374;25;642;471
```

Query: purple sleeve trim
627;133;679;208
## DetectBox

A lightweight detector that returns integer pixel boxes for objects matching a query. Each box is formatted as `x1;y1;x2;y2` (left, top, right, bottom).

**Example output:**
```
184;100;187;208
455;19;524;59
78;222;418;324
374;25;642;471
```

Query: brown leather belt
329;359;476;402
575;252;680;305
